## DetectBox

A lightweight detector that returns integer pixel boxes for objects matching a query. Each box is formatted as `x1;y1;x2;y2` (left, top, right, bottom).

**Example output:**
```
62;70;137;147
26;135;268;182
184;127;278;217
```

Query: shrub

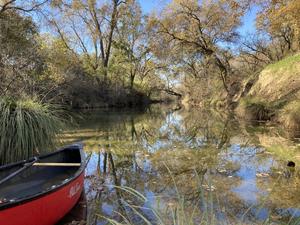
0;98;65;164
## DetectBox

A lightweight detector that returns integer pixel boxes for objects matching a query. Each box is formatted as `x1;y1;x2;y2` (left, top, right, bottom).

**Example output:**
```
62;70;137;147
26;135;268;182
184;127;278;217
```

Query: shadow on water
57;192;88;225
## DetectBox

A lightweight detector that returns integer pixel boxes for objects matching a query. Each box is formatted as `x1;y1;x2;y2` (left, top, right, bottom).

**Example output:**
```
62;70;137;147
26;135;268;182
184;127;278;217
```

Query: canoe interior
0;147;82;207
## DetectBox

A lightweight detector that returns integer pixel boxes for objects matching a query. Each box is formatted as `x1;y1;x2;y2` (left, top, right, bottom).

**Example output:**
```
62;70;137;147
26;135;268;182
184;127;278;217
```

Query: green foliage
0;11;37;53
0;11;42;98
0;98;65;164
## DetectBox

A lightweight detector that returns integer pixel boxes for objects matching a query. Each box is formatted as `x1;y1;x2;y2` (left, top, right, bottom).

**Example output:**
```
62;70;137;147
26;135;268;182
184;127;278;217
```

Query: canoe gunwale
0;144;86;211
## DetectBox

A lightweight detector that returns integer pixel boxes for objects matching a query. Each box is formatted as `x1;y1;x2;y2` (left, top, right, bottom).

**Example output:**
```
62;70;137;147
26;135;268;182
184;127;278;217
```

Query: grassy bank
236;53;300;131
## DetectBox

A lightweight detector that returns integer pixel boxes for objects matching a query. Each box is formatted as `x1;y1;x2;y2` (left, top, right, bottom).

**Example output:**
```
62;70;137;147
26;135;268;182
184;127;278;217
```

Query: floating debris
256;173;269;178
264;151;274;155
275;171;283;175
202;184;216;191
167;202;176;207
218;169;227;174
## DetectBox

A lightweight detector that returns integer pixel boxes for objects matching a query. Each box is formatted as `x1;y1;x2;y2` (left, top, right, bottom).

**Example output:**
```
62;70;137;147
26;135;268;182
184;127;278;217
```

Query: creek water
60;105;300;224
25;105;300;224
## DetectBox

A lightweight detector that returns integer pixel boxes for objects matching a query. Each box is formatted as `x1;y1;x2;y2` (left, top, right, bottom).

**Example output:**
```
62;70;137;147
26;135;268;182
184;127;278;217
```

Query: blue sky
139;0;168;13
239;6;259;35
139;0;258;36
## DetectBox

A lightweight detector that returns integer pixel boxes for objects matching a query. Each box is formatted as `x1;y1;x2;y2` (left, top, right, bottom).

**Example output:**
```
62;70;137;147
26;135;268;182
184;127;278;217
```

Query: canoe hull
0;172;84;225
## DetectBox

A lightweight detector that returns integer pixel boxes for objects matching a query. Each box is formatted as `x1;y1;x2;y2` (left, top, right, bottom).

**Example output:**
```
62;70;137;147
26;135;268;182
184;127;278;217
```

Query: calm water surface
62;105;300;225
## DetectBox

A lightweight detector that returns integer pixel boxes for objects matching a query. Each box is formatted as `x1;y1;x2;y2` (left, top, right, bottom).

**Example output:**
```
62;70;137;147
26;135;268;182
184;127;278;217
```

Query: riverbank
235;53;300;133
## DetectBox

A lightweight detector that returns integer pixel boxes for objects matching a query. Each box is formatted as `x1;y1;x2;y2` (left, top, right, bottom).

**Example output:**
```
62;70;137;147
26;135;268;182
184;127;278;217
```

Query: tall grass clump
0;97;65;164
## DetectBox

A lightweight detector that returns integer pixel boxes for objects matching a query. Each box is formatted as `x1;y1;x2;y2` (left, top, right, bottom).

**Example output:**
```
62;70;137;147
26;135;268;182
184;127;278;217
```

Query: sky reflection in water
63;106;300;224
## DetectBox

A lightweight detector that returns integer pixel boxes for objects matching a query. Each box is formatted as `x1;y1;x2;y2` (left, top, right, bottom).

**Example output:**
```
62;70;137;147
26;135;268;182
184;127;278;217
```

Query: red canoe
0;145;85;225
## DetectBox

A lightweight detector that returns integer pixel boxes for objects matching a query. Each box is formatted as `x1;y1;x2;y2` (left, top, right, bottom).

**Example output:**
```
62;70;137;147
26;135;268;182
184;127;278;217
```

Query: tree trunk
130;73;135;90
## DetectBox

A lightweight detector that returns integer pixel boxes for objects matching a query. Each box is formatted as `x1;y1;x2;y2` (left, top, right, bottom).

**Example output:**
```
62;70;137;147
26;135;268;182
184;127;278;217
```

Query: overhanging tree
148;0;249;102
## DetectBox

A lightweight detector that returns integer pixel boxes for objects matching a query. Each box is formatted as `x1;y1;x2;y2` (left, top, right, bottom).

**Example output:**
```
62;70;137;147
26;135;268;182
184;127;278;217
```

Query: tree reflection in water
62;106;300;224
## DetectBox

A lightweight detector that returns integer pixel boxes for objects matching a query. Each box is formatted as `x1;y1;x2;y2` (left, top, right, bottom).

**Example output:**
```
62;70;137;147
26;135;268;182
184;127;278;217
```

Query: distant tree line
0;0;299;108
